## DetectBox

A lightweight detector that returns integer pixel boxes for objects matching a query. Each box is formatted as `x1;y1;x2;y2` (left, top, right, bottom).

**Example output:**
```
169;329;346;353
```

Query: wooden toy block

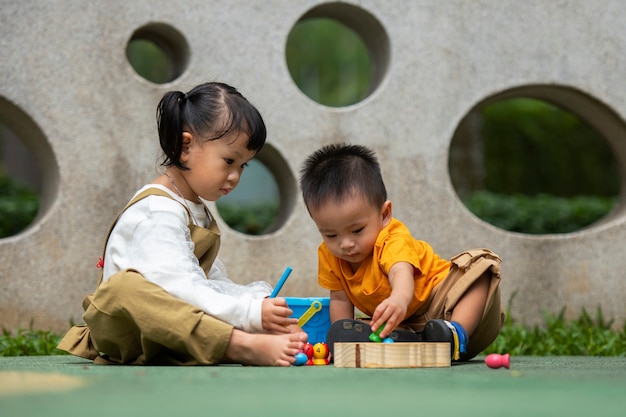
333;342;451;368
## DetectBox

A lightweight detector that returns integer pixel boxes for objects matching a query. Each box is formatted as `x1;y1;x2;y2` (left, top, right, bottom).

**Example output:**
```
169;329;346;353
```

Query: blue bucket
285;297;331;345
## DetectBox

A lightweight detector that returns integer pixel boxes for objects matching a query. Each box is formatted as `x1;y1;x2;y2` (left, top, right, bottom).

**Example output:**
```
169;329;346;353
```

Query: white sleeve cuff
243;297;265;333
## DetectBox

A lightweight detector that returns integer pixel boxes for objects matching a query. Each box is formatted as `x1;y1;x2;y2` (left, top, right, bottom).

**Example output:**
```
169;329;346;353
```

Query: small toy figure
312;342;329;365
294;352;308;366
302;342;314;359
293;343;315;367
369;323;386;342
485;353;510;369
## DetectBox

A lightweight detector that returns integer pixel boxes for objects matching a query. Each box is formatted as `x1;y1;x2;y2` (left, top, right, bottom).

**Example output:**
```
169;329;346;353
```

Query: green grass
0;322;68;357
483;306;626;356
2;308;625;357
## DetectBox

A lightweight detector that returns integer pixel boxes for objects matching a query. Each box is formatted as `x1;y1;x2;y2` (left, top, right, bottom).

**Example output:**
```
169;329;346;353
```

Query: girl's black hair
157;82;266;170
299;143;388;211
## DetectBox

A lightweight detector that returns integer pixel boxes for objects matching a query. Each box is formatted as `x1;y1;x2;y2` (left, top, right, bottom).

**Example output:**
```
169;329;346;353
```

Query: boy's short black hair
299;143;387;211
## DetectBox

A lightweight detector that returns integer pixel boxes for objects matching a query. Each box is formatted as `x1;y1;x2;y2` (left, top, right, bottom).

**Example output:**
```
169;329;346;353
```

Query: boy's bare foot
225;330;308;366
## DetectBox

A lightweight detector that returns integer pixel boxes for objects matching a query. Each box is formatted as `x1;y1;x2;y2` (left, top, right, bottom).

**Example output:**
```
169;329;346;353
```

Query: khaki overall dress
57;188;234;365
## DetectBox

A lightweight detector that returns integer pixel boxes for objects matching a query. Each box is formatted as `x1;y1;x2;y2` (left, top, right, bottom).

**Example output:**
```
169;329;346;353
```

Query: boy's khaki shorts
404;248;504;359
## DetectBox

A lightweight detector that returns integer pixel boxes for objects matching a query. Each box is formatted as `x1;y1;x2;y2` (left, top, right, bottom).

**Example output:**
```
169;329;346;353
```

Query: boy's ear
381;200;392;226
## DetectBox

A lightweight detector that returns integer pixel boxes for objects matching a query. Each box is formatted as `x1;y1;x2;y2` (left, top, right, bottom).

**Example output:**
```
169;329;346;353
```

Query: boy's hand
261;297;300;334
370;261;415;338
370;295;408;338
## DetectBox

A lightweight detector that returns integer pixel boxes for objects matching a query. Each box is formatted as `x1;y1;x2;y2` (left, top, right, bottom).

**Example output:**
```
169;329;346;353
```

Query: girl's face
309;194;392;272
180;130;256;202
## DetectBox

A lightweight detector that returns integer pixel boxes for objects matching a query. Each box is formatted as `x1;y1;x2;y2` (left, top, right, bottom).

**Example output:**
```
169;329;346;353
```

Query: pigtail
157;91;188;170
156;82;266;168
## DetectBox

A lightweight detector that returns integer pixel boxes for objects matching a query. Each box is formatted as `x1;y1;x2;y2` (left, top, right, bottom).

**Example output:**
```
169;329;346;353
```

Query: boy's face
309;194;391;271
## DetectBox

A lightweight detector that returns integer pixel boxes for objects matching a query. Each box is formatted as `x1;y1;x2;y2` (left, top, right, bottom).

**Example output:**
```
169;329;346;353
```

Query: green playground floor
1;355;625;417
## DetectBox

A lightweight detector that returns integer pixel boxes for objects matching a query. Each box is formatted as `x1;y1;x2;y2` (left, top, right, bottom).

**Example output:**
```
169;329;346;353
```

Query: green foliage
463;190;616;234
0;173;39;237
126;39;171;84
3;309;625;357
0;323;67;357
482;98;620;197
286;18;371;107
216;202;279;235
483;306;626;356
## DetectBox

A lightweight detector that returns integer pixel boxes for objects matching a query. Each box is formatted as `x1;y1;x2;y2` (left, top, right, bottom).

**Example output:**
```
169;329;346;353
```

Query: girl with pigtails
59;82;307;366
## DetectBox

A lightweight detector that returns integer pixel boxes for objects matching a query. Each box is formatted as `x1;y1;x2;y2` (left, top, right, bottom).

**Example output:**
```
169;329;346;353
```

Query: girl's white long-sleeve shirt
101;184;269;333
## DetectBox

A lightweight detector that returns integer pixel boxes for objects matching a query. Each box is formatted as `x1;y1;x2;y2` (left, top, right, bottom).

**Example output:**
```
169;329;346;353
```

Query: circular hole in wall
215;143;295;235
126;22;190;84
449;85;624;234
0;96;57;238
286;3;389;107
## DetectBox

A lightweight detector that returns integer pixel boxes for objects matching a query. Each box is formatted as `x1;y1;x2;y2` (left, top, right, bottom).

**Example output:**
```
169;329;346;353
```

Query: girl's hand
261;297;300;334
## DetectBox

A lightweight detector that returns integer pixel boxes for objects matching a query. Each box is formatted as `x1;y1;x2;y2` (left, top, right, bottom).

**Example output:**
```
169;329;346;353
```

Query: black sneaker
326;319;421;358
423;319;468;361
326;319;372;358
386;327;422;343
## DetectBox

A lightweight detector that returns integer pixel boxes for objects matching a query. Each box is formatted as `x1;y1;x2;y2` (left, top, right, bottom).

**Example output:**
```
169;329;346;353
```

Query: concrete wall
1;0;625;332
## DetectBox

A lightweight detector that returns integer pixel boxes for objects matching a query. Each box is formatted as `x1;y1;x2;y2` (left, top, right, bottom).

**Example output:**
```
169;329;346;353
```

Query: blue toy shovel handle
270;266;293;298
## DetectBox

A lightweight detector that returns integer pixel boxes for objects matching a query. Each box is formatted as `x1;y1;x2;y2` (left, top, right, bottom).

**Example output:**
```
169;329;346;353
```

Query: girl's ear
180;131;193;161
381;200;392;227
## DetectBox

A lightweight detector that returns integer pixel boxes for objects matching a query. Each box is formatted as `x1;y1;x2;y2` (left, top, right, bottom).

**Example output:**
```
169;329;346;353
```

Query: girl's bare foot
225;330;308;366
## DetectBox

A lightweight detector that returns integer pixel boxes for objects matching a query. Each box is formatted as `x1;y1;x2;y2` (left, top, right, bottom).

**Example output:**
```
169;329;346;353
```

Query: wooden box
333;342;451;368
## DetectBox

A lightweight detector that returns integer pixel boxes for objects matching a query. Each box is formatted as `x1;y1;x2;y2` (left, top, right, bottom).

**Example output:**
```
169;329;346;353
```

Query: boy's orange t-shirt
317;218;452;319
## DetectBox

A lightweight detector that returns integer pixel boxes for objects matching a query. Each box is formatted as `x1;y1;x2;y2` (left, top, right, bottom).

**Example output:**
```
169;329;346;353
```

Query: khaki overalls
57;188;234;365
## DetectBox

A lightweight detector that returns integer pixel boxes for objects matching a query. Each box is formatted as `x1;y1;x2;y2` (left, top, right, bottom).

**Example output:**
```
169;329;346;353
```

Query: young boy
299;143;503;361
